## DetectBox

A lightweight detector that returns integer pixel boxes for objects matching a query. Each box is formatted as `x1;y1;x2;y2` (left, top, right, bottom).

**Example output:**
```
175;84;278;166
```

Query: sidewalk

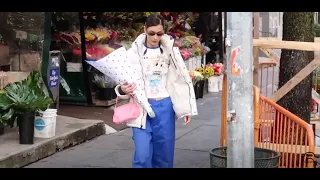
25;92;222;168
0;116;107;168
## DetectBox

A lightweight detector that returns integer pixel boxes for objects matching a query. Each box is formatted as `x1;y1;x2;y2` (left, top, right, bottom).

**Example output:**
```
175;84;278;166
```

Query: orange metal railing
257;88;315;168
220;74;316;168
259;62;277;97
260;60;320;121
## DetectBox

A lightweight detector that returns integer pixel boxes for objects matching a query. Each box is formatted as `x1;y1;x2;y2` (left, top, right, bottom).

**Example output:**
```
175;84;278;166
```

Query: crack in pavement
175;125;203;140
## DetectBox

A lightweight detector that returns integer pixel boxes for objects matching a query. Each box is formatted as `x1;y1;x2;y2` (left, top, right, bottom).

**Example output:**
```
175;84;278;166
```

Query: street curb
0;121;106;168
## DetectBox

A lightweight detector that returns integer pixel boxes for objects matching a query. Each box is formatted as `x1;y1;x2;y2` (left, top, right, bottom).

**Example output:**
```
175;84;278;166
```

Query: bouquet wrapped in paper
85;47;155;118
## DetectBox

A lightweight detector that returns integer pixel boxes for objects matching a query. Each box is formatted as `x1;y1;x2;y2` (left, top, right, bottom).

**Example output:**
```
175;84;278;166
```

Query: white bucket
196;56;202;67
188;58;193;70
34;108;57;138
208;76;220;93
218;75;224;91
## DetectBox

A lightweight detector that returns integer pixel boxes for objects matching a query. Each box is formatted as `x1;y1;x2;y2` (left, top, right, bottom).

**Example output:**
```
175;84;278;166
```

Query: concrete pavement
0;116;106;168
25;92;222;168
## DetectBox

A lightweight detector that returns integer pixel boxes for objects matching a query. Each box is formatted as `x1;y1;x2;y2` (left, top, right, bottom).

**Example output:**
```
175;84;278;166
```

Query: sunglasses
147;32;164;37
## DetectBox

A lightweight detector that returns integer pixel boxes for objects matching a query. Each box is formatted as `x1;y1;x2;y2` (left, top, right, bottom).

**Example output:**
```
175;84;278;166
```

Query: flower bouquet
93;73;117;100
206;63;225;76
196;66;215;79
85;47;156;118
179;48;194;60
204;63;225;93
73;44;116;60
213;63;224;75
189;70;205;99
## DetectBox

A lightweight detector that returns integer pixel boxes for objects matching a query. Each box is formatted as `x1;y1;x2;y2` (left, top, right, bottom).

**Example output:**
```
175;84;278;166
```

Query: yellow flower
195;67;205;74
204;66;215;77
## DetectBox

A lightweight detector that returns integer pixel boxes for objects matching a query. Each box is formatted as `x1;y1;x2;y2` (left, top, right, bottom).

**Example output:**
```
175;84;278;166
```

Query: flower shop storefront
50;12;225;106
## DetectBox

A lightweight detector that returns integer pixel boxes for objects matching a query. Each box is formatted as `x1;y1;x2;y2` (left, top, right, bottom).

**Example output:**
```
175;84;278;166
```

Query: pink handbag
113;96;141;125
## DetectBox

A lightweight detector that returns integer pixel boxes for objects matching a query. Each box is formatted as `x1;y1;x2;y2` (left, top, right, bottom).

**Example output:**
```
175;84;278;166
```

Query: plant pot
194;81;200;99
204;79;209;94
97;88;113;101
198;80;205;98
0;122;4;136
18;112;35;144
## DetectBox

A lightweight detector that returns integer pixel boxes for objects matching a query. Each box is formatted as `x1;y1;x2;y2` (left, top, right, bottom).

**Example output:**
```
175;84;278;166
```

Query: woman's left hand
184;116;191;125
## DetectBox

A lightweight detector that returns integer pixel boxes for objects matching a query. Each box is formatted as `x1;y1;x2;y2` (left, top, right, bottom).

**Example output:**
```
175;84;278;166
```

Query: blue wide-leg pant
132;97;175;168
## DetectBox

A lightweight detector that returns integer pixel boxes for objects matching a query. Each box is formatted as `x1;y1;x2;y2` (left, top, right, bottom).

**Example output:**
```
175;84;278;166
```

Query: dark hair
145;14;164;29
144;14;165;55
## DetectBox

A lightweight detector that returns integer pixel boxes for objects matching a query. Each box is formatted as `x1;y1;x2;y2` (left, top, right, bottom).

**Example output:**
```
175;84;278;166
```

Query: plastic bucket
34;108;57;138
208;76;220;93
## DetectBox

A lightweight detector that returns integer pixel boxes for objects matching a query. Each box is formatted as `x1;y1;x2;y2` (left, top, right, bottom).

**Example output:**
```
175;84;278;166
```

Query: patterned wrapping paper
86;47;153;114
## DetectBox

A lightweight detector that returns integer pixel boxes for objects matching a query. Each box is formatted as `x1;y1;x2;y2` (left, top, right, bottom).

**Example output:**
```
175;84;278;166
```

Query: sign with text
49;68;59;88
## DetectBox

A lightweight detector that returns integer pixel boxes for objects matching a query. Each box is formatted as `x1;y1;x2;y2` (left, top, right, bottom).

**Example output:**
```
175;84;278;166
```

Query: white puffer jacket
114;33;198;129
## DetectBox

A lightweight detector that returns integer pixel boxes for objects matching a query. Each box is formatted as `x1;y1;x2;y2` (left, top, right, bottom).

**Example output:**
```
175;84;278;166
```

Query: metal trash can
210;147;280;168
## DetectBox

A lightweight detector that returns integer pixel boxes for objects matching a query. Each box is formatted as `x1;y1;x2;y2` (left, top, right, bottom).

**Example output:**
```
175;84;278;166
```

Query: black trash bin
210;147;280;168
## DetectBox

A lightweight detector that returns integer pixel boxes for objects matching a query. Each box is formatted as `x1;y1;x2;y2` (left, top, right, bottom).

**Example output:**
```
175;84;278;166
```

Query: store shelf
91;93;116;107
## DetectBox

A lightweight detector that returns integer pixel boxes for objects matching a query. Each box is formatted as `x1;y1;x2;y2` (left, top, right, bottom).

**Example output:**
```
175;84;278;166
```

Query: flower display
174;36;205;60
204;66;215;78
72;44;116;60
103;12;159;20
195;66;214;79
189;71;204;84
179;49;193;60
205;63;225;76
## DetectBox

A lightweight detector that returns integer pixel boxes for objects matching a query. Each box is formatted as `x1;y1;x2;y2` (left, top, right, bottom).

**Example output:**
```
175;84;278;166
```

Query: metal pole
225;12;254;168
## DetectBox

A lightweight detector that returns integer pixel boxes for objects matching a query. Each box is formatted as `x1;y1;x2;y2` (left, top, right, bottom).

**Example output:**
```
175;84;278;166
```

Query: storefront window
51;12;209;105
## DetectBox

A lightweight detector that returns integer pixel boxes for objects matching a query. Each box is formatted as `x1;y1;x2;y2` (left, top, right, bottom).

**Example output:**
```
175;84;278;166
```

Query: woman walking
115;14;198;168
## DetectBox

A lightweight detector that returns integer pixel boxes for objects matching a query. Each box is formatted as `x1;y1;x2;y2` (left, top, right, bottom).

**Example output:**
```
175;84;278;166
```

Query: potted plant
203;65;215;95
189;70;204;99
0;71;53;144
195;65;213;98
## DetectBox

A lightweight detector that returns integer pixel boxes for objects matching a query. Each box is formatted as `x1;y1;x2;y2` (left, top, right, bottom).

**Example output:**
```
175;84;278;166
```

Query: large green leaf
0;71;53;126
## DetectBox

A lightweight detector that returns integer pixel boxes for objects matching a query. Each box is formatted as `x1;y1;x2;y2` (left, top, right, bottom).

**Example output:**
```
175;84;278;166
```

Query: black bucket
198;80;205;98
111;86;117;99
97;88;113;100
0;122;4;135
194;80;205;99
194;81;200;99
18;112;35;144
203;79;209;94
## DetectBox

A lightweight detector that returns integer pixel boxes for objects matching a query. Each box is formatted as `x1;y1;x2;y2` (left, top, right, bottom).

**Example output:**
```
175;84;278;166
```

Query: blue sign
35;119;45;131
49;68;59;88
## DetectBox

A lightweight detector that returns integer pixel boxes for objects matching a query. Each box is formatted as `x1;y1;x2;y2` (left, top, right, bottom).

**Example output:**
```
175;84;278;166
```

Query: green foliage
0;71;53;127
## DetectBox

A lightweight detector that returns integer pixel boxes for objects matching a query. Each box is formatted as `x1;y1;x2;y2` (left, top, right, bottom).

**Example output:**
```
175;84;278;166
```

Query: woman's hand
120;82;136;95
184;116;191;125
